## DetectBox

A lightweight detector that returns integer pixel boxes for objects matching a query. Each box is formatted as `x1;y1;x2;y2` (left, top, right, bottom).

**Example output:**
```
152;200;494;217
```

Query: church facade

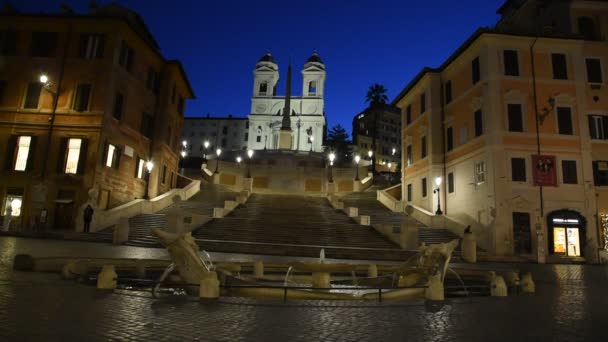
247;52;326;152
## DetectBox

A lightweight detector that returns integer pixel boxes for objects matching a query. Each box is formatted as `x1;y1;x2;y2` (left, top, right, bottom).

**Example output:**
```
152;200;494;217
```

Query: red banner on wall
532;155;557;187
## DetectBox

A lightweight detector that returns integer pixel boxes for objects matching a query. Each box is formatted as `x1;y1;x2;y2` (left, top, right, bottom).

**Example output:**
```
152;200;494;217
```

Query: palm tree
365;83;388;174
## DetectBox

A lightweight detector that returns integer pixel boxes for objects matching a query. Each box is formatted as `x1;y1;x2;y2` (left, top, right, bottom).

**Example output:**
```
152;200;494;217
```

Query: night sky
19;0;503;135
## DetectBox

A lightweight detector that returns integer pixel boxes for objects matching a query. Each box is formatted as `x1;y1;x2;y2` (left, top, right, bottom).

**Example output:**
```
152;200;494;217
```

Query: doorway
54;201;74;230
512;212;532;254
547;210;585;257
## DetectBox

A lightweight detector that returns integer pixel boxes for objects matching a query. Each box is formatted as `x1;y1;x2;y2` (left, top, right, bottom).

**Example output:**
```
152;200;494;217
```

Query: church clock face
255;104;267;113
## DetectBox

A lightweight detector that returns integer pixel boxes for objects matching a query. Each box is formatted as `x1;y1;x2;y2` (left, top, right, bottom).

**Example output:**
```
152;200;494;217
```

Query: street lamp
433;176;443;215
182;140;187;149
247;149;254;178
367;150;373;172
309;136;315;153
354;155;361;181
388;162;392;171
203;140;210;161
236;156;242;166
39;74;49;84
392;147;396;156
144;160;154;200
214;148;222;174
328;152;336;183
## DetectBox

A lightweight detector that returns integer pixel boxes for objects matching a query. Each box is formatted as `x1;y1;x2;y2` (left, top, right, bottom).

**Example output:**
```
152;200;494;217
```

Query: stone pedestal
367;264;377;278
199;272;220;299
253;261;264;278
97;265;117;289
353;180;362;192
113;218;130;245
461;232;477;263
425;274;444;301
326;182;336;194
312;272;331;288
399;219;419;250
242;177;253;192
278;129;293;150
212;172;221;184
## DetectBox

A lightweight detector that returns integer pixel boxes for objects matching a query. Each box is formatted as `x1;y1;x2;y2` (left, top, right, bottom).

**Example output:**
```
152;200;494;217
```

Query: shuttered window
72;84;91;112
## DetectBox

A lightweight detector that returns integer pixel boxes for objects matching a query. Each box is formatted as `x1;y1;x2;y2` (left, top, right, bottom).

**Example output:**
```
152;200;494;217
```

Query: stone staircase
337;191;460;246
191;194;414;260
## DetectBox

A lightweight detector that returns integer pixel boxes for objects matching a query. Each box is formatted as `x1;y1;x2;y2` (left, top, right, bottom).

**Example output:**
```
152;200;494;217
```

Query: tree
326;124;351;165
365;83;388;174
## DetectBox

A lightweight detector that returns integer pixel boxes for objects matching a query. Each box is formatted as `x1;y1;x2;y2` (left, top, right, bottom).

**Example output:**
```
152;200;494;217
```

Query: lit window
137;158;144;179
105;144;116;167
3;195;22;217
474;161;486;184
14;136;31;171
65;138;82;174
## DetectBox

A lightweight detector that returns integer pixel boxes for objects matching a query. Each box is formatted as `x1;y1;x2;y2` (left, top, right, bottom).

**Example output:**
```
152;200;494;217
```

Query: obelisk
278;62;293;150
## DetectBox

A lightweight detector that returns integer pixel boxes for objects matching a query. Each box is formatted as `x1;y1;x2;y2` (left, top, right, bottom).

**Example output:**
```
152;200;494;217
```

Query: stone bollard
367;264;378;278
199;272;220;299
425;274;444;301
461;231;477;263
399;219;419;250
113;218;130;245
312;272;331;288
490;273;508;297
359;215;371;226
135;261;146;279
62;260;88;280
165;212;185;234
346;207;358;217
97;265;117;290
253;261;264;278
212;208;225;218
520;272;535;293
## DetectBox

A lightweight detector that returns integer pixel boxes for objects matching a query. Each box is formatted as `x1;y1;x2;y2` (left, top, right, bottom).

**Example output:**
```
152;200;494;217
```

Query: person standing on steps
83;205;94;233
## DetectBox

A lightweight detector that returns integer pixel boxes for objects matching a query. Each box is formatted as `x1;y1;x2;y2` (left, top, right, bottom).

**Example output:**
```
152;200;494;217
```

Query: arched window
578;17;597;40
308;81;317;95
259;82;268;95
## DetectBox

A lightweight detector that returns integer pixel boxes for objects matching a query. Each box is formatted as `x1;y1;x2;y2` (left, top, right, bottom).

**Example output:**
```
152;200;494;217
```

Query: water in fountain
284;266;294;287
447;267;469;297
319;248;325;263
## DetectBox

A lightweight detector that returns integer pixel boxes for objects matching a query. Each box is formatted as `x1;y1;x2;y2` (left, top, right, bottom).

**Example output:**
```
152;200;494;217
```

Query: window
3;191;23;217
222;126;228;135
585;58;603;83
446;127;454;152
588;115;608;139
421;136;427;159
113;92;124;120
421;178;427;197
0;30;17;55
406;145;412;166
593;161;608;186
407;184;412;202
78;33;104;59
146;68;160;93
136;158;145;179
244;133;248;141
178;96;185;115
118;41;134;71
508;104;524;132
557;107;573;135
259;82;268;95
406;105;412;125
308;81;317;94
474;110;483;137
459;124;468;145
162;165;167;184
140;112;153;138
551;53;568;80
24;82;42;109
420;93;426;113
62;138;87;174
474;161;486;184
72;84;91;112
221;139;227;148
256;135;261;143
14;136;32;171
448;172;454;193
472;57;480;84
503;50;519;76
105;144;116;167
511;158;526;182
578;17;598;40
30;32;58;57
445;81;452;104
562;160;577;184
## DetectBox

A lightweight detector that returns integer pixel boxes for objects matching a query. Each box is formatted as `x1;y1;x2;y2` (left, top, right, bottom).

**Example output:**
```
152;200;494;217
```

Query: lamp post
236;156;242;167
180;150;187;174
203;140;210;161
214;148;222;174
328;152;336;183
247;149;254;178
367;150;373;173
39;74;59;179
144;160;154;200
433;176;443;215
354;155;361;181
309;136;314;153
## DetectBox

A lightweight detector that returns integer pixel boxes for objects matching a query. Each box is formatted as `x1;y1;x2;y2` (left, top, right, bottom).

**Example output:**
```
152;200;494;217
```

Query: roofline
167;60;196;99
185;116;248;120
391;28;585;105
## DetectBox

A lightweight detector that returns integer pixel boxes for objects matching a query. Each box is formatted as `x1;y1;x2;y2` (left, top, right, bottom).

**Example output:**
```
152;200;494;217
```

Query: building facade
182;115;249;157
247;52;326;152
395;0;608;263
0;3;194;231
352;105;401;171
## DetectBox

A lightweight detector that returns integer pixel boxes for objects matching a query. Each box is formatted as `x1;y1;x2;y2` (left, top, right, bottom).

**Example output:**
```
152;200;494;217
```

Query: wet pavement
0;237;607;341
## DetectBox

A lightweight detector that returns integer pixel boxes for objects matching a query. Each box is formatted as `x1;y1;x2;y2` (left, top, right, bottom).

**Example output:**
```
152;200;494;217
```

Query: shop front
547;210;586;258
